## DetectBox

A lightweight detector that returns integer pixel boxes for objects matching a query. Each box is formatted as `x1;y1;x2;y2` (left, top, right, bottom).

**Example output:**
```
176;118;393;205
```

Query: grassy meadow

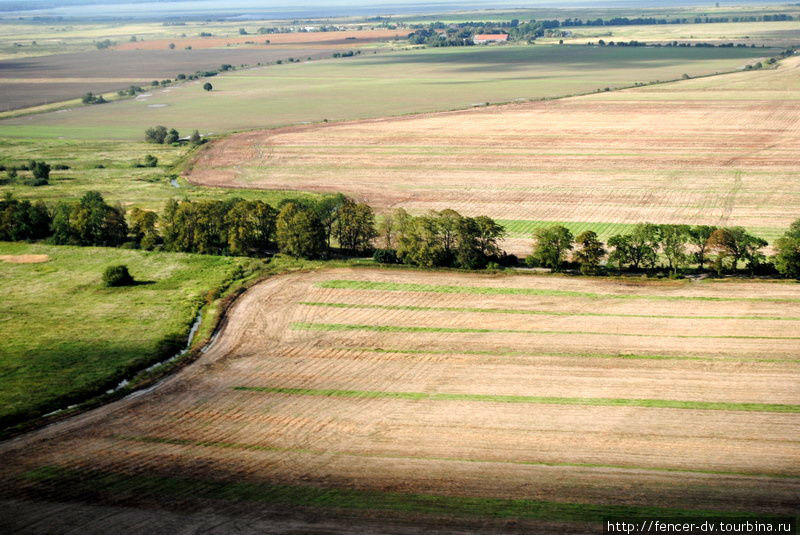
0;137;320;211
0;242;264;427
0;44;773;139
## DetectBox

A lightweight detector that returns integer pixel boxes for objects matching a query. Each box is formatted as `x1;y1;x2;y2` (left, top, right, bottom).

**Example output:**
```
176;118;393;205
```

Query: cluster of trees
374;208;508;269
528;223;775;276
116;85;145;97
0;193;50;241
407;14;795;46
144;127;203;145
50;192;128;247
2;160;53;186
81;92;106;105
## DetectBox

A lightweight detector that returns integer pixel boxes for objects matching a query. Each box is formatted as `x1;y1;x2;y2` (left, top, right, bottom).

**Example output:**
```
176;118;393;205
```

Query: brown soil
186;57;800;254
0;269;797;533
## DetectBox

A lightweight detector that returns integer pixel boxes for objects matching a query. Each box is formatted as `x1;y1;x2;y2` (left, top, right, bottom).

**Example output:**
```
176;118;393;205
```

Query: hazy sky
1;0;778;20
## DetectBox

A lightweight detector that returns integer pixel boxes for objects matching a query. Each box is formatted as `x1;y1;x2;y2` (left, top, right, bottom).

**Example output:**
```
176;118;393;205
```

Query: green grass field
0;242;261;427
0;137;320;210
0;44;772;139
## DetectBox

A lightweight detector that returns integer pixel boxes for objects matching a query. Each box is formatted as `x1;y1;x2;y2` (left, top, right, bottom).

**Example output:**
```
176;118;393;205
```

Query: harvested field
1;268;798;533
187;55;800;252
0;48;334;110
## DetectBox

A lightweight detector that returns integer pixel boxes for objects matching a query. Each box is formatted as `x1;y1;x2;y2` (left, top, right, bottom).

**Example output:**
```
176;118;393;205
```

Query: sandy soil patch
0;254;49;264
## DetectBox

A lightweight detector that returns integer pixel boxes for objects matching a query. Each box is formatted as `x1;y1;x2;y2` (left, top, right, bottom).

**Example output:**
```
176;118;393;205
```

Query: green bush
102;265;134;287
373;248;399;264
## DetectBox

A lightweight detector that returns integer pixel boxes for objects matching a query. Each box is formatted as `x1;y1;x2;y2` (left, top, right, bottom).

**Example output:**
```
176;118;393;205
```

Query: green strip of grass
233;386;800;413
317;280;800;303
299;301;800;322
23;465;772;523
121;435;797;480
333;346;800;364
291;321;800;341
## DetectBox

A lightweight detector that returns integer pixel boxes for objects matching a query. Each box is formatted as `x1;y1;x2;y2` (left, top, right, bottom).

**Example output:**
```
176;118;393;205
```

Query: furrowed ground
1;268;798;533
187;54;800;254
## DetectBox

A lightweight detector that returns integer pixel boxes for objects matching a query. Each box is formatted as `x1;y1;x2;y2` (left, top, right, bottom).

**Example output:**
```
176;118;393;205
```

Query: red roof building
473;34;509;44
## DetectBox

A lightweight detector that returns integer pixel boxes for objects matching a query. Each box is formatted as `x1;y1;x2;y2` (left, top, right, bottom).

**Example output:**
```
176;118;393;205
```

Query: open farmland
0;45;771;139
552;20;800;46
0;267;798;533
186;54;800;253
0;48;336;111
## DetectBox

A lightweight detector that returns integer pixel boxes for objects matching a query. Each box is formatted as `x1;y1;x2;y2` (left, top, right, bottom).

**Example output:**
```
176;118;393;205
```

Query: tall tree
627;223;660;270
276;202;325;258
607;234;633;272
688;225;716;270
528;225;573;272
336;199;377;254
660;224;690;275
775;219;800;279
314;194;347;251
574;230;606;275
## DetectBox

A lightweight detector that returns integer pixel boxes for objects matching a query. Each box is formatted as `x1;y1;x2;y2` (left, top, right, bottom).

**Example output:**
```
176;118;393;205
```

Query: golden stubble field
187;55;800;251
1;268;798;532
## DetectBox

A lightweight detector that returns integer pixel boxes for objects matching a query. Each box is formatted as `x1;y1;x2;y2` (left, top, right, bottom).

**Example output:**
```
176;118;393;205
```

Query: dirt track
1;269;798;533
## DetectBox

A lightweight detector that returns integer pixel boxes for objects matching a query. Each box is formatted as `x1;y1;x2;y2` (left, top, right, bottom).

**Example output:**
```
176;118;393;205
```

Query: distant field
113;28;403;51
2;268;797;532
550;20;800;46
0;48;337;110
187;54;800;253
0;20;392;60
0;242;259;427
0;45;771;139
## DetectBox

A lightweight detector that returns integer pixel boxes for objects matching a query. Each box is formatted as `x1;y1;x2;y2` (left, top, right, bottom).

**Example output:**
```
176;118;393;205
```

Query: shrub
143;154;158;168
373;248;399;264
203;82;213;91
103;265;134;287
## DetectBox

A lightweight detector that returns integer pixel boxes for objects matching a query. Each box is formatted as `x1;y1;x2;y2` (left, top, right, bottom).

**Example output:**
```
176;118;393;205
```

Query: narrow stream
43;311;204;417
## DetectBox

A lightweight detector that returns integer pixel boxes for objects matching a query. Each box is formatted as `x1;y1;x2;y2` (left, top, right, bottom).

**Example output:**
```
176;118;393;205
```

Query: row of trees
3;190;800;278
528;223;775;276
374;208;508;269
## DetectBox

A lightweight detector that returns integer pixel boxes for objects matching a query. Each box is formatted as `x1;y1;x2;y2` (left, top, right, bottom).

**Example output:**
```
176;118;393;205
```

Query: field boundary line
331;346;800;363
291;321;800;341
317;280;800;303
233;386;800;413
299;301;800;322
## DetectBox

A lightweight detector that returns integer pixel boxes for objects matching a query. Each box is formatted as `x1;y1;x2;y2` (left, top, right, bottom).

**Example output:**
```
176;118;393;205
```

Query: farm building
474;34;509;44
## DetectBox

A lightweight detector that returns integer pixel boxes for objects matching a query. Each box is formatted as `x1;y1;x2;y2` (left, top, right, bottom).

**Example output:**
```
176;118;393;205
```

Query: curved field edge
0;243;260;437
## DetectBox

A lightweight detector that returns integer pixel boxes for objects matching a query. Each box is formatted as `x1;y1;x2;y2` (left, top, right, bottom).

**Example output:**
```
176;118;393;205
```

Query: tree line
526;223;789;277
2;191;799;278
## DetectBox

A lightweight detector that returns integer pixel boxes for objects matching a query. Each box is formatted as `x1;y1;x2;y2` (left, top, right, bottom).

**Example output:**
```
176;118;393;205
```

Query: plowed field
187;56;800;251
2;268;798;533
